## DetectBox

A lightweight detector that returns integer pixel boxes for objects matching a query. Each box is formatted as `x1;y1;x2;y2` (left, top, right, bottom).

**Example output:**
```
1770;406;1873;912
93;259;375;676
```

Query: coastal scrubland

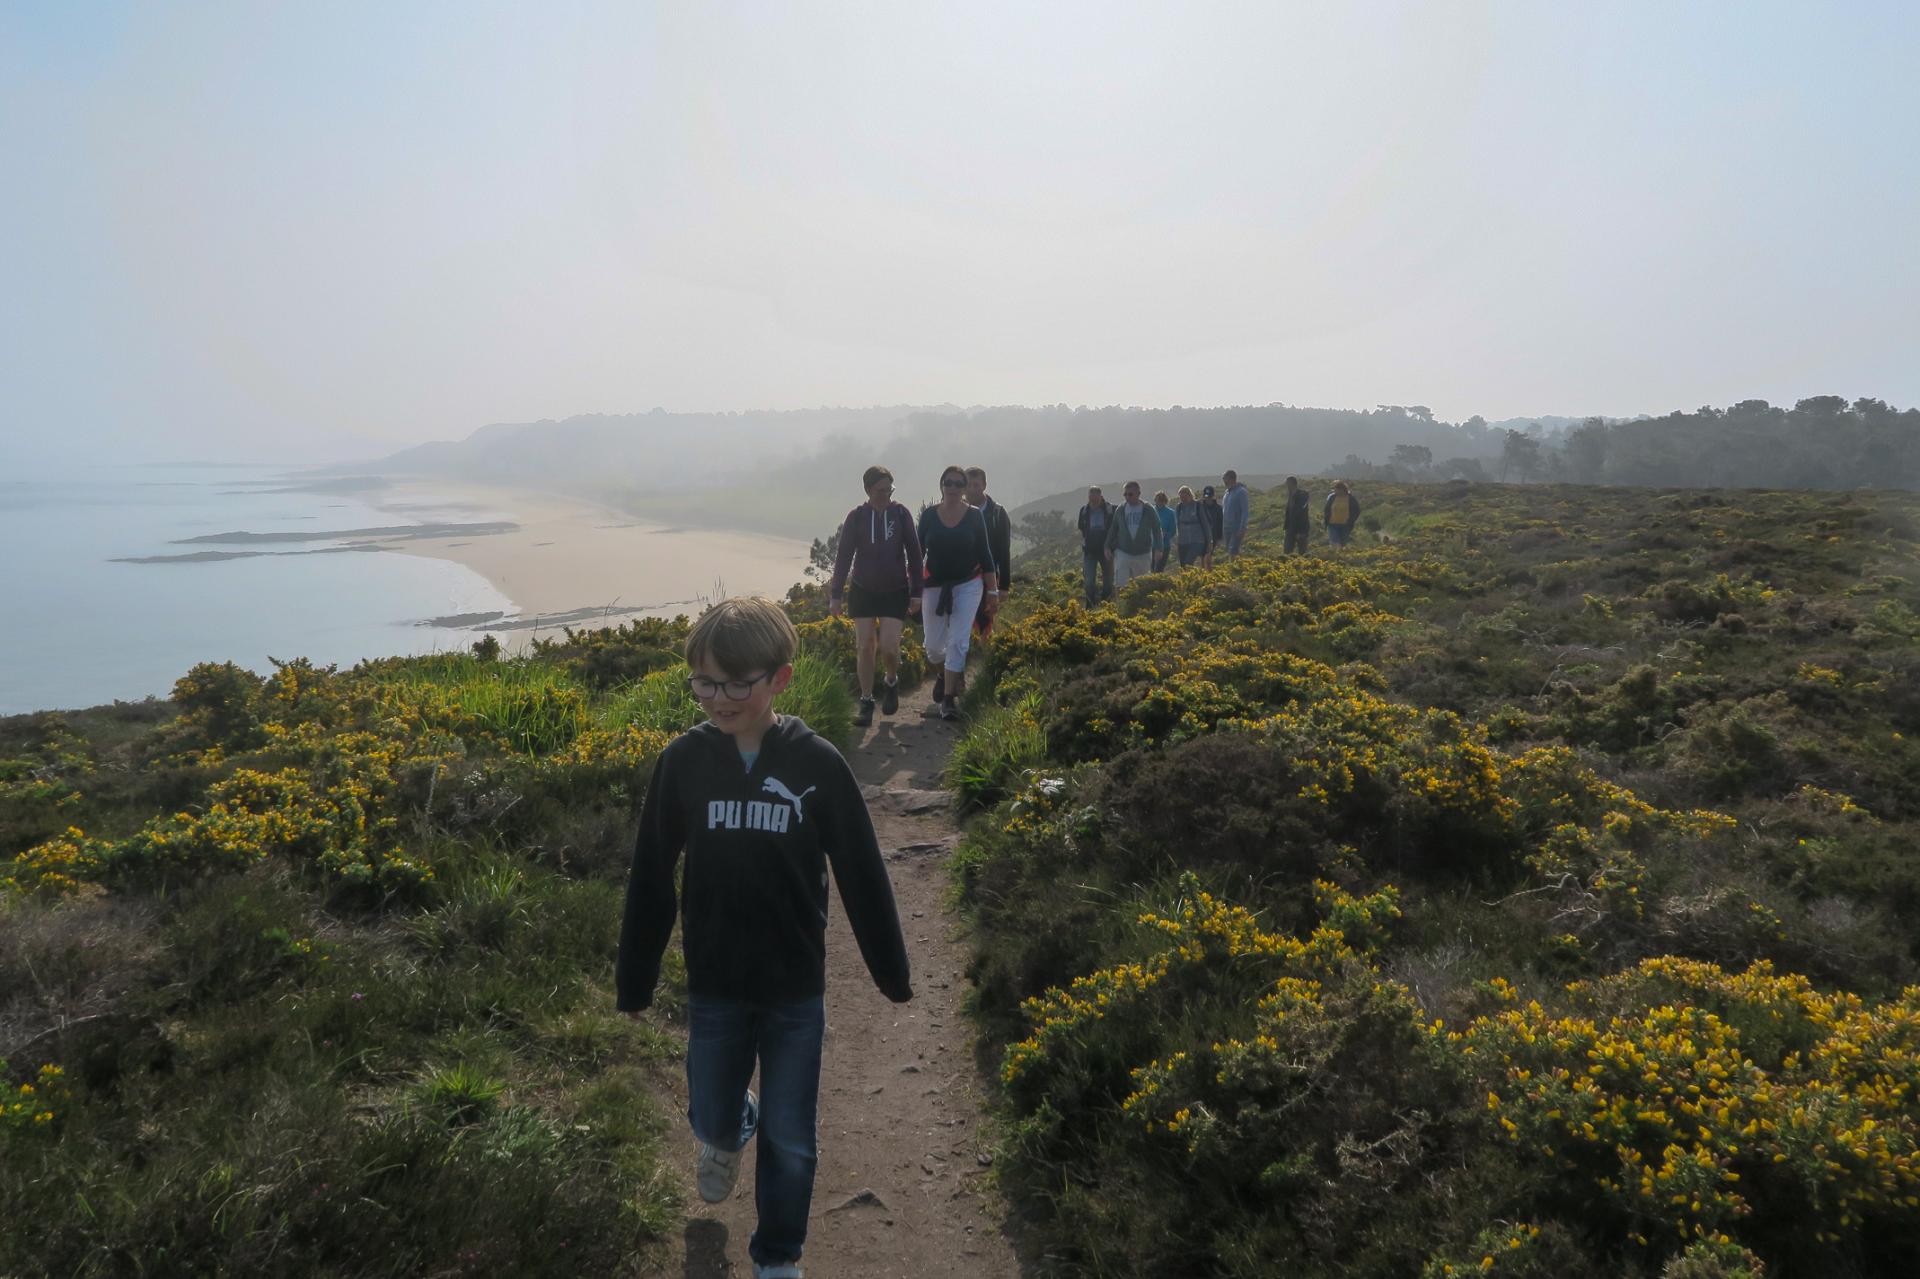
949;480;1920;1277
0;617;913;1275
6;476;1919;1277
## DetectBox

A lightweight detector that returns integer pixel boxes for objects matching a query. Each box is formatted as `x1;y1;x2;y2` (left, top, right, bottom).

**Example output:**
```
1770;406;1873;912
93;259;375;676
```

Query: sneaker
931;671;945;702
696;1140;743;1203
753;1264;803;1279
879;678;899;716
854;697;875;728
940;699;958;722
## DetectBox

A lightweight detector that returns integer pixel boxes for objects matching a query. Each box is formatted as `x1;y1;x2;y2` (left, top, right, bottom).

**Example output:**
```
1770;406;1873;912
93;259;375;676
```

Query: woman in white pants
914;464;1001;721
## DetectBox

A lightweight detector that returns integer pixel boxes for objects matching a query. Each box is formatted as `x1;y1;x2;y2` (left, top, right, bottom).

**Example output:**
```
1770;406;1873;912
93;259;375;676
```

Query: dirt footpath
655;684;1028;1278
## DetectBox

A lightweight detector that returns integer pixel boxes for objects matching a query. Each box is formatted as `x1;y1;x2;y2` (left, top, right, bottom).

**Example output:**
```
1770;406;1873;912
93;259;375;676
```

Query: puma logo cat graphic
760;777;816;822
706;776;817;834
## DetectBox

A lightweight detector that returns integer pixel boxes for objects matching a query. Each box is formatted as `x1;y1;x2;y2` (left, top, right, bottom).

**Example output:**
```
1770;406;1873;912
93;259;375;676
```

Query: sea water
0;465;517;715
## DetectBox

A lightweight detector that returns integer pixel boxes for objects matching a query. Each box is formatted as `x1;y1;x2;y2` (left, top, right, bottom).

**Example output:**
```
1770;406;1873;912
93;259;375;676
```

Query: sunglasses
941;478;967;488
685;671;774;701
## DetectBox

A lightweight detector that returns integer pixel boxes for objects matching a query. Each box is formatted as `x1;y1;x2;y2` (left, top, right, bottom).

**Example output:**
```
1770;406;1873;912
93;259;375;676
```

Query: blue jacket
1222;483;1250;535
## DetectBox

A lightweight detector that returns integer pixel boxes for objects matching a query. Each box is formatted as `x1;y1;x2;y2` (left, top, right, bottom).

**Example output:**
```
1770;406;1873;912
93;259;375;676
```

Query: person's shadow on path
682;1218;731;1277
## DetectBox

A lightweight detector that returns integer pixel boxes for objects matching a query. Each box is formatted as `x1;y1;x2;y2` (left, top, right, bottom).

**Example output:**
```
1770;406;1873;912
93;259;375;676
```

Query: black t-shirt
917;503;996;585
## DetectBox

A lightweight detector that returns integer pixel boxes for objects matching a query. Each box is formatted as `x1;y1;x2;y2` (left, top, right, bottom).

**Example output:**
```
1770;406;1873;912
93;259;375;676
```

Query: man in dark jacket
1199;485;1226;568
965;467;1012;595
1076;486;1114;606
1282;475;1312;554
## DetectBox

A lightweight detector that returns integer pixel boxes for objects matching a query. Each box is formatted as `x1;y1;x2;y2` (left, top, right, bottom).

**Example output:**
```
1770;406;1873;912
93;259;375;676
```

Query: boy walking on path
618;598;913;1279
1104;479;1166;592
1221;470;1250;559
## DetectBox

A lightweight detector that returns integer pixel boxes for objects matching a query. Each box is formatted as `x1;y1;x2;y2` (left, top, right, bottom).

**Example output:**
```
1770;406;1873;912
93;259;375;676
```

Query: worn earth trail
652;683;1030;1278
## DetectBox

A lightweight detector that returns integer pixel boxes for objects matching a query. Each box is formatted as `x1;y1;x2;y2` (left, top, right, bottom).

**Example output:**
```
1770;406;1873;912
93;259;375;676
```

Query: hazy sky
5;1;1917;467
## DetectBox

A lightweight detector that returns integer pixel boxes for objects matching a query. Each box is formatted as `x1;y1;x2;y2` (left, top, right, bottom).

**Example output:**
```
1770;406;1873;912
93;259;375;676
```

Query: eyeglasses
685;671;773;701
941;478;966;488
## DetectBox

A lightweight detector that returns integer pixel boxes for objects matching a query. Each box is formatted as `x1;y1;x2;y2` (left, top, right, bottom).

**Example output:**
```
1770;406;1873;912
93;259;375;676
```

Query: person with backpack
828;465;924;728
1076;486;1114;606
1324;479;1362;548
1282;475;1312;555
965;467;1012;641
1104;479;1166;593
1174;485;1211;567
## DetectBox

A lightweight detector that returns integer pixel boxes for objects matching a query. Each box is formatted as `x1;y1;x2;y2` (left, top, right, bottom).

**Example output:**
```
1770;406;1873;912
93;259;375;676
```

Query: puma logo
761;776;816;822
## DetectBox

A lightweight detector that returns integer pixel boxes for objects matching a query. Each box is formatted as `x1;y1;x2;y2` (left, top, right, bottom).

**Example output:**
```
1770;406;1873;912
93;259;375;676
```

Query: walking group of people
1076;471;1363;605
618;463;1366;1279
825;464;1009;725
824;463;1368;715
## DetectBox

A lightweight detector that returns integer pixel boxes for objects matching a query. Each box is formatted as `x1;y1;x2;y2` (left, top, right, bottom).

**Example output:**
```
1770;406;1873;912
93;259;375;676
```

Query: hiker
1151;491;1177;572
1221;469;1250;559
1076;486;1114;607
828;465;924;729
1325;479;1362;548
617;597;912;1279
1198;484;1226;569
1174;485;1211;567
1104;479;1166;594
1282;475;1312;555
965;467;1013;641
917;464;1001;721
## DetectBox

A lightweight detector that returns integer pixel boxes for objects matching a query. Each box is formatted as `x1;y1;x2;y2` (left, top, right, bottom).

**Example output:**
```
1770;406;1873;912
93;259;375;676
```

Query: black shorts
847;582;910;620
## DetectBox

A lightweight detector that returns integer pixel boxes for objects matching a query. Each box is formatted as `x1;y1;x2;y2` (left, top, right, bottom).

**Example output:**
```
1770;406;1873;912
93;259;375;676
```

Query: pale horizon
6;1;1918;470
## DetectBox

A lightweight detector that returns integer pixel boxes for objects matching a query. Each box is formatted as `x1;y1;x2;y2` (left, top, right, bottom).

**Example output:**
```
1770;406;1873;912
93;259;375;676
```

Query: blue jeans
686;994;826;1268
1328;523;1352;547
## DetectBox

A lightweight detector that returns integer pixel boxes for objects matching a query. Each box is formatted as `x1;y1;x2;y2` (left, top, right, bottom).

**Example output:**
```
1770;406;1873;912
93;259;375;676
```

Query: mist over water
0;465;515;714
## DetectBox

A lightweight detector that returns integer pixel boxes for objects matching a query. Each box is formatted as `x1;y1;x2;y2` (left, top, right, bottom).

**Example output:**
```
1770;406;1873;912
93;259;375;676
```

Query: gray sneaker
696;1139;743;1203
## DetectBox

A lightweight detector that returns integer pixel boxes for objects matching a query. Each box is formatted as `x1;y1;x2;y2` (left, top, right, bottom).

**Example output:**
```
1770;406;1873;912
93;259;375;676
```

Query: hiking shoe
940;699;958;722
879;678;899;716
854;697;875;728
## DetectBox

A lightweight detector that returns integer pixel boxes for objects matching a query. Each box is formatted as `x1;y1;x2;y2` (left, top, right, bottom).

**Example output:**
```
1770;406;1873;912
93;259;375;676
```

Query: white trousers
1114;550;1154;592
922;577;983;674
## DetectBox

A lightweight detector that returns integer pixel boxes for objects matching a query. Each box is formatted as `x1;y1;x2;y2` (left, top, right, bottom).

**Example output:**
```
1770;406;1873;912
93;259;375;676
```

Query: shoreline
365;480;811;644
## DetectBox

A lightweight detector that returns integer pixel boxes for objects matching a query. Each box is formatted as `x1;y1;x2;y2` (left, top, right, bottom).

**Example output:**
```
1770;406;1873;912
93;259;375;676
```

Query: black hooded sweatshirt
616;716;912;1010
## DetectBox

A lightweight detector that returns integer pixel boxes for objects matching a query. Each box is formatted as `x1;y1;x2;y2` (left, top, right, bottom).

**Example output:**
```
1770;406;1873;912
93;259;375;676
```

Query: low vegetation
954;479;1920;1277
0;614;867;1275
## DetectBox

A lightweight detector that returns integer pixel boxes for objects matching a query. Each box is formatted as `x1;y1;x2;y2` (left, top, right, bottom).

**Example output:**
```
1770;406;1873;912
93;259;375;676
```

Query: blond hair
1177;485;1195;502
685;597;797;677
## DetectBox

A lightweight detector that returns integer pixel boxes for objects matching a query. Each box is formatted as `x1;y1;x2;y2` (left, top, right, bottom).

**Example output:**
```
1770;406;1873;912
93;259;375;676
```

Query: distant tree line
1345;397;1919;492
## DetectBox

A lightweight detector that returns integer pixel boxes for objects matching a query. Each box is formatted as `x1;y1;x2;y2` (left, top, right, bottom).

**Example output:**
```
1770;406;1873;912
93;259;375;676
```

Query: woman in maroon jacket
828;465;924;727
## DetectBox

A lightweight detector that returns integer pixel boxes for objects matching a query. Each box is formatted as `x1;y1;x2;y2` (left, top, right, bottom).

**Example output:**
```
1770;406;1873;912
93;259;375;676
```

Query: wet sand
369;481;810;641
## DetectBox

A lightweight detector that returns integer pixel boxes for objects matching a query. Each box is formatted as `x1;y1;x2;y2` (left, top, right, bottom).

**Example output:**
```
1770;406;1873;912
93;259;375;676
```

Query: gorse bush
961;481;1920;1275
0;595;863;1274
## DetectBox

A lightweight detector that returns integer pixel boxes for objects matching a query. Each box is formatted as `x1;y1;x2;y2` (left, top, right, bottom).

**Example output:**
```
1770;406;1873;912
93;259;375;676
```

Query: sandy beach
367;480;811;642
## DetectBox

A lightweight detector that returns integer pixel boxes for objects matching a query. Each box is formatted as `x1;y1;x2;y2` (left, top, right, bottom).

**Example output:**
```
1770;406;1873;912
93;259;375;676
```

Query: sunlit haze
5;0;1917;469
